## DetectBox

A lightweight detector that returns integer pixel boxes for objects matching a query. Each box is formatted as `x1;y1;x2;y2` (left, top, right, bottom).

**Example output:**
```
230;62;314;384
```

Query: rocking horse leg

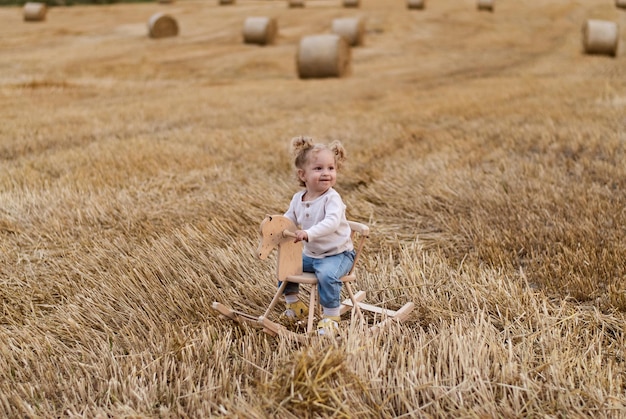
344;282;366;326
306;285;318;333
262;281;288;319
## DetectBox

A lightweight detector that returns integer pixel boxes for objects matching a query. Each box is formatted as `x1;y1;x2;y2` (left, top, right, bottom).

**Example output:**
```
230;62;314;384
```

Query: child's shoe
281;300;309;321
317;316;340;336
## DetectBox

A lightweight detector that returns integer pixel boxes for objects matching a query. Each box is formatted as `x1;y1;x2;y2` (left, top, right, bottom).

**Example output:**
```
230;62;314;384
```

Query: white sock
285;294;299;304
322;307;340;318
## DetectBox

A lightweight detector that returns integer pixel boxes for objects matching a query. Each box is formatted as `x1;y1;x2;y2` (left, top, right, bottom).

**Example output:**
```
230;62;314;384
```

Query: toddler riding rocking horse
212;215;414;339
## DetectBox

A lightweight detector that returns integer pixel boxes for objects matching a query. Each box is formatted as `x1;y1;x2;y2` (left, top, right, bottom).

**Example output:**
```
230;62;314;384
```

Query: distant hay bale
477;0;494;12
296;34;351;79
331;17;365;47
407;0;426;10
582;19;619;57
219;0;235;4
148;13;179;39
288;0;304;7
617;0;626;8
343;0;359;7
23;2;47;22
243;17;278;46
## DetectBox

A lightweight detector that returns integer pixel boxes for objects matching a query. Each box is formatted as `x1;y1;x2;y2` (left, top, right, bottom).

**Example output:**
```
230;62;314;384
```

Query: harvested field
1;0;626;416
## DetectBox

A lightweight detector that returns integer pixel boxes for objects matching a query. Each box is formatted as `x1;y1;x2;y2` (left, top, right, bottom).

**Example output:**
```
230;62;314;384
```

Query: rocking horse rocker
212;215;414;338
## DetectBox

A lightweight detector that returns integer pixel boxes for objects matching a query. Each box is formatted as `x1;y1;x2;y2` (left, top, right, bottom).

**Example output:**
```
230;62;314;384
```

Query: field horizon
1;0;626;416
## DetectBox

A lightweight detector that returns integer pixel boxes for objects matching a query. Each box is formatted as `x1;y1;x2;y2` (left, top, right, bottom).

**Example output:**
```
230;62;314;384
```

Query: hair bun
290;136;314;157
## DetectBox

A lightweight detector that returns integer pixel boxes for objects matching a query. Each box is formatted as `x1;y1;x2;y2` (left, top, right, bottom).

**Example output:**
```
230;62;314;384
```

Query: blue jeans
282;250;356;309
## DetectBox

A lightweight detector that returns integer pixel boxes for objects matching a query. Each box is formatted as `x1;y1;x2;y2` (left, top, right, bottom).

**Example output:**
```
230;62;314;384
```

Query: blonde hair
289;136;347;187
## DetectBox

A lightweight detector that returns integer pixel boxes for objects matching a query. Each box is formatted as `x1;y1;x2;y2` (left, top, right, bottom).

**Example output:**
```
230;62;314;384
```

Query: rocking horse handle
282;229;297;239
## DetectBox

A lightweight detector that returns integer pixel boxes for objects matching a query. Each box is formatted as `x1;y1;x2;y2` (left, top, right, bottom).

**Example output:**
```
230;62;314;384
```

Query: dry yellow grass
1;0;626;416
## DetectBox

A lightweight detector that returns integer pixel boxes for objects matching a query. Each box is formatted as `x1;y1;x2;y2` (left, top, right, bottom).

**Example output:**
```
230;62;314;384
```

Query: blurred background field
1;0;626;416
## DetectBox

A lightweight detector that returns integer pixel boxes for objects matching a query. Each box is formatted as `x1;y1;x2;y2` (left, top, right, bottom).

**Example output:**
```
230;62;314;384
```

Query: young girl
282;136;355;335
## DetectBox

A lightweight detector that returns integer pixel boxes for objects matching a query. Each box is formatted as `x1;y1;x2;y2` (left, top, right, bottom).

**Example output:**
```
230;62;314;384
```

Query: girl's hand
294;230;308;242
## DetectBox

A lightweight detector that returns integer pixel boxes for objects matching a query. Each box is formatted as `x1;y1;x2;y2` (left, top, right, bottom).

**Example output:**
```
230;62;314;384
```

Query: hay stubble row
1;0;626;416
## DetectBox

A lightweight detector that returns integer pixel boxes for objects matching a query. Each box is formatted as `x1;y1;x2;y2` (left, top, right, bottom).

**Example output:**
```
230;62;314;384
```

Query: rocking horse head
258;214;303;280
257;215;297;259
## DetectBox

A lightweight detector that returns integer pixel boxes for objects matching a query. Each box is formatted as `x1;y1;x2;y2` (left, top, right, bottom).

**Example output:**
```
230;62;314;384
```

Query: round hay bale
582;19;619;57
331;17;365;47
343;0;359;7
288;0;304;7
23;2;47;22
243;17;278;46
296;34;351;79
407;0;426;10
477;0;494;12
148;13;179;39
617;0;626;8
219;0;235;4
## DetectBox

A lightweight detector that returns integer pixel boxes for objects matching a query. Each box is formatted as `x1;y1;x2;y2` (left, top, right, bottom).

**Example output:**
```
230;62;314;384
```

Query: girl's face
298;149;337;198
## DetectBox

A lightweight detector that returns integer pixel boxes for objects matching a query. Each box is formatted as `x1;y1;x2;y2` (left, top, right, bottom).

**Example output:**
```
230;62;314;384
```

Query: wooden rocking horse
211;215;414;338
